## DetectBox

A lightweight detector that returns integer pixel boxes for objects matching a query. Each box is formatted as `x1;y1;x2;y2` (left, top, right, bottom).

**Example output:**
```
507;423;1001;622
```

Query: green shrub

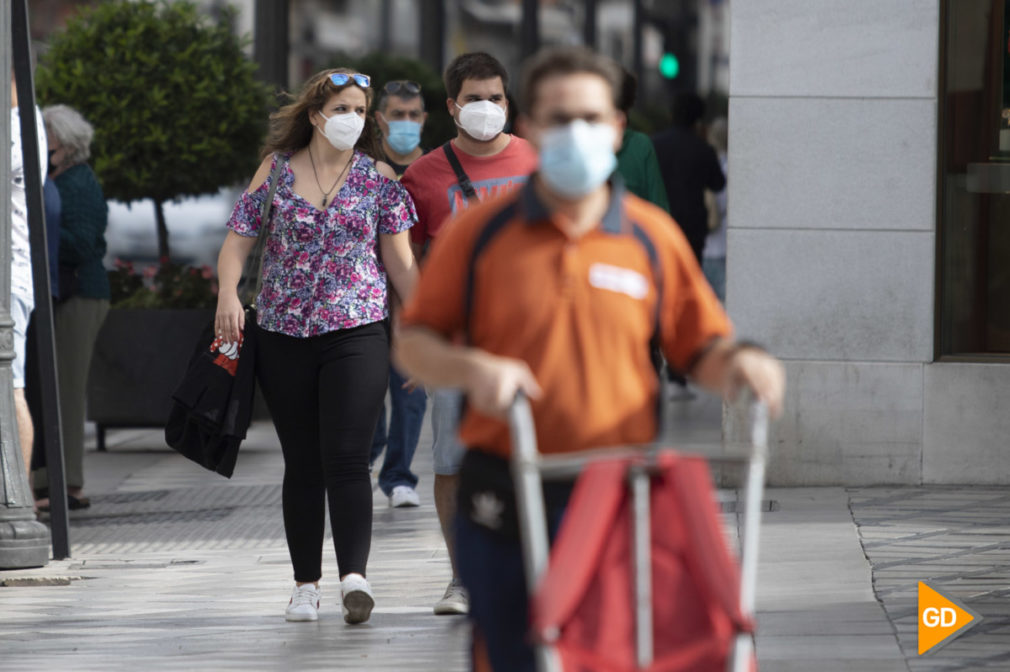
327;52;456;151
36;0;272;260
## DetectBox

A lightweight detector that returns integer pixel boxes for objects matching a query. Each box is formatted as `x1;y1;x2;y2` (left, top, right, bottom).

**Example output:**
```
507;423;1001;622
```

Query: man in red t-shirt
401;52;537;617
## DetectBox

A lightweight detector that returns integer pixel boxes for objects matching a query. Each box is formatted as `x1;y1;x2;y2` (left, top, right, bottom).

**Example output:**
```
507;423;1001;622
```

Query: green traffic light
659;52;680;79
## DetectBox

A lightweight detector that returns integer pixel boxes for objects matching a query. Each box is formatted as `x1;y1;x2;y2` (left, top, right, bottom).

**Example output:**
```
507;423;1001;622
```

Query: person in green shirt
615;69;670;212
34;105;110;511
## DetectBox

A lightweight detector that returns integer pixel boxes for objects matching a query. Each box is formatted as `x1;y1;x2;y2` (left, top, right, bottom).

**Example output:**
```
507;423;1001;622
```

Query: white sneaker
285;583;321;622
390;485;420;508
433;579;468;615
341;573;375;625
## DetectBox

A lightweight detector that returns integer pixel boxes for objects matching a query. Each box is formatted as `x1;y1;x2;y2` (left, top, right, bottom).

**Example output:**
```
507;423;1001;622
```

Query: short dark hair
443;52;509;100
672;92;705;127
377;90;425;114
519;46;623;116
617;67;637;113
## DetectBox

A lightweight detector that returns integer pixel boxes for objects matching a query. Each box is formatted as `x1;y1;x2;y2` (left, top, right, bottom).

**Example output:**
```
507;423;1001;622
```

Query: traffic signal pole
0;0;54;570
632;0;645;97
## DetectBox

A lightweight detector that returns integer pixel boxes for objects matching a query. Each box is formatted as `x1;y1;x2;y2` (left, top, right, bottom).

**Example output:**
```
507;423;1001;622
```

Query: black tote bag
164;156;282;476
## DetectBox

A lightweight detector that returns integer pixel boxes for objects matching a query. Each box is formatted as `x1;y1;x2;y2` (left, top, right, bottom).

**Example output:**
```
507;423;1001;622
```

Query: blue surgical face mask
538;120;617;199
383;118;422;155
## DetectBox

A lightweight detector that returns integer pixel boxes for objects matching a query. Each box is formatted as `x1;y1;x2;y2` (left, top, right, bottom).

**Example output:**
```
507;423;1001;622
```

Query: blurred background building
727;0;1010;486
29;1;1008;486
31;0;730;127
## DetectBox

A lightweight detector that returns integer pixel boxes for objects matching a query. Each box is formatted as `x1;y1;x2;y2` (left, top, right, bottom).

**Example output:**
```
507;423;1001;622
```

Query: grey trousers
34;296;109;490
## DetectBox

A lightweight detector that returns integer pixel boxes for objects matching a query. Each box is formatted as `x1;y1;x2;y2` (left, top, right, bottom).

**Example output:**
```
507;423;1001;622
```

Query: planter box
86;308;268;450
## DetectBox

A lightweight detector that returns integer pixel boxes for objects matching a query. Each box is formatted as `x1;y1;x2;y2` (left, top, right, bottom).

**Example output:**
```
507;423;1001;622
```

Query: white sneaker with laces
285;583;321;622
390;485;420;508
433;579;468;615
341;573;375;624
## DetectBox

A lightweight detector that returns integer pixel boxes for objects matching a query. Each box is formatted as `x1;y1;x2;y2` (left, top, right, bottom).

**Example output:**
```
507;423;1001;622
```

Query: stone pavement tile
754;489;905;669
3;400;912;670
757;635;907;662
757;663;908;672
850;486;1010;670
1;420;468;672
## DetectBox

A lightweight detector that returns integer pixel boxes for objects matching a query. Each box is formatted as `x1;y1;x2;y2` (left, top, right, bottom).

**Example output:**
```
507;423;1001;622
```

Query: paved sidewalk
0;391;1006;670
1;418;469;672
850;487;1010;670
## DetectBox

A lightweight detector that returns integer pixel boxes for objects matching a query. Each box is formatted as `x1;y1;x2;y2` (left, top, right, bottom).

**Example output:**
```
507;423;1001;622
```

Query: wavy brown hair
262;67;379;160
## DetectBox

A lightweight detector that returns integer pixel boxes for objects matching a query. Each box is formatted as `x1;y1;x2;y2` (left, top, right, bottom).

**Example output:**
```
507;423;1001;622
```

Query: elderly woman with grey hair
33;104;109;511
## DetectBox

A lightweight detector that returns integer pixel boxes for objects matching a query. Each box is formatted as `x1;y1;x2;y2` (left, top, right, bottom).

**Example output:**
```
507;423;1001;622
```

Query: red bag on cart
531;452;756;672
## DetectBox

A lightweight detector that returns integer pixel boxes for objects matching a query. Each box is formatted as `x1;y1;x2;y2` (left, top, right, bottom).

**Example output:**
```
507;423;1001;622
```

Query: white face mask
318;110;365;150
454;100;507;141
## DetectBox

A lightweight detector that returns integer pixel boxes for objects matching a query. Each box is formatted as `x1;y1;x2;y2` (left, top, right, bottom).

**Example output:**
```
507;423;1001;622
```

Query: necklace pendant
321;196;327;208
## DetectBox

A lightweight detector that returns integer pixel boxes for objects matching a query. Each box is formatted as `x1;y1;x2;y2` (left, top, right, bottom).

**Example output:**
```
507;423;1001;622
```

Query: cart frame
509;395;769;672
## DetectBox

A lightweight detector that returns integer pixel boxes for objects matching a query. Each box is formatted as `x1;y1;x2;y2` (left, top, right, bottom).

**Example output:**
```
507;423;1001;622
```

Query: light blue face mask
384;119;422;155
538;120;617;199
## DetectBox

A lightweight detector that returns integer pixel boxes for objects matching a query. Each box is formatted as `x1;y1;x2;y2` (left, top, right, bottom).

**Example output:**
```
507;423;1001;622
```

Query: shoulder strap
629;221;663;348
241;154;284;306
628;218;670;440
462;199;520;344
442;141;479;203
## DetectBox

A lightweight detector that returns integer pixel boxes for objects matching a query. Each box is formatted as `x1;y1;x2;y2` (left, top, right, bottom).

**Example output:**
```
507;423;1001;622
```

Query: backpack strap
443;141;480;203
628;219;669;438
628;221;664;354
463;199;520;343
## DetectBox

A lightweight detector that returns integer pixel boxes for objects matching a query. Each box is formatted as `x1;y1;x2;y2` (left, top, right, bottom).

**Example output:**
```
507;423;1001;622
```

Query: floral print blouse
227;152;416;337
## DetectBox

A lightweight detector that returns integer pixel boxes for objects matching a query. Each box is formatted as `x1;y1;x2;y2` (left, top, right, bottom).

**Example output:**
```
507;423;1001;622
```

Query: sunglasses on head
383;80;421;96
329;72;371;88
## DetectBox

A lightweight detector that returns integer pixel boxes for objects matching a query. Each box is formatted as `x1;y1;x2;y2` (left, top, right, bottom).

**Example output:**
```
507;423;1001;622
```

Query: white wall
727;0;941;484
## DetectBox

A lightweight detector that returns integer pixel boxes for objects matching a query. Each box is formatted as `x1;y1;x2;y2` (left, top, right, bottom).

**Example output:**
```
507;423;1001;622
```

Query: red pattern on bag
209;332;244;377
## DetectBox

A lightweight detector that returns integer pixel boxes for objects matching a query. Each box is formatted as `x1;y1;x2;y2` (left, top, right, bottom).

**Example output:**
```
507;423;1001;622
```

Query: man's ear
446;98;456;117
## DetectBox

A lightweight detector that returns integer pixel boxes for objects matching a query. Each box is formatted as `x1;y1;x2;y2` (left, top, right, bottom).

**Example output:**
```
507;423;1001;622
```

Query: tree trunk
154;199;170;262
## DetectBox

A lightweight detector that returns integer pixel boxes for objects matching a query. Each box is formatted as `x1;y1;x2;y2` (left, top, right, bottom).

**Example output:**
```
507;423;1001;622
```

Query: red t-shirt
400;134;538;244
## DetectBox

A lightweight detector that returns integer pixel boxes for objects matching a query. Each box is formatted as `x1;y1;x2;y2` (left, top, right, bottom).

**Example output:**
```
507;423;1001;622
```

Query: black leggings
256;320;389;583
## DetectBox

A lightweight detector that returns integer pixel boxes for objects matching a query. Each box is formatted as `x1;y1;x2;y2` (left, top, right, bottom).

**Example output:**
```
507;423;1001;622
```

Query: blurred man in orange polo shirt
396;46;784;672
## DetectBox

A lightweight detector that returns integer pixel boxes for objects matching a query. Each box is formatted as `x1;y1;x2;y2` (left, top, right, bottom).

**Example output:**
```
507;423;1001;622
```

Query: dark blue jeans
455;495;569;672
369;364;426;496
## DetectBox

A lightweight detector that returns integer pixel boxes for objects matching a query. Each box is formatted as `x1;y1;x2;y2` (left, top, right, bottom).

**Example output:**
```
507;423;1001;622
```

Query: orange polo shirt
400;178;732;458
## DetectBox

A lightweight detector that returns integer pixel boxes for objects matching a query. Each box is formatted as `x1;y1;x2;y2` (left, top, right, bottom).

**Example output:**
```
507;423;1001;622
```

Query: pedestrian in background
704;115;728;303
25;160;65;498
374;79;427;174
215;68;418;625
651;91;725;263
32;105;108;512
615;68;669;212
370;79;429;508
400;51;538;616
9;77;47;500
396;46;785;672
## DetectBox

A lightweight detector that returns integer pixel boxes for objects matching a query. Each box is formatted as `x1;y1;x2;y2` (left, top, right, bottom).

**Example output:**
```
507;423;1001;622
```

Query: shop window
939;0;1010;357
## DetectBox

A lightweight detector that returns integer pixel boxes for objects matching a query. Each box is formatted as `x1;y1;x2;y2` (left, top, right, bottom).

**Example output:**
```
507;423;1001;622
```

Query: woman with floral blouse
215;68;418;625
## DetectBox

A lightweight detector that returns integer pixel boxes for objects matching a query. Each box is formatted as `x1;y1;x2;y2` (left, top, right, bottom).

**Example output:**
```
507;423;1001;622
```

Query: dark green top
54;163;110;300
616;129;670;213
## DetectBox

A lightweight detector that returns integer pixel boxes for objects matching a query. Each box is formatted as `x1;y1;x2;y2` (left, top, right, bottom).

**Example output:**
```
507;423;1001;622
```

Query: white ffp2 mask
454;100;507;141
319;110;365;150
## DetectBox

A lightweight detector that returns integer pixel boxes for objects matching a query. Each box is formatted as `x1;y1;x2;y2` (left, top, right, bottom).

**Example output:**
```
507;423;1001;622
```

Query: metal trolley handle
508;393;770;672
